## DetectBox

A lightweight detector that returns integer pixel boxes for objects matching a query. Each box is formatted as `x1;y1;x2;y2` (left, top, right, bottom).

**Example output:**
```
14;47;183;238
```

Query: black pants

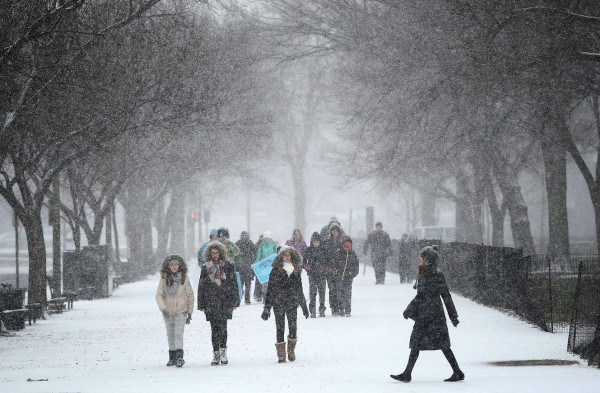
253;277;263;301
273;306;297;343
372;254;387;284
339;278;353;314
325;271;340;313
308;275;326;314
240;271;253;303
209;320;228;351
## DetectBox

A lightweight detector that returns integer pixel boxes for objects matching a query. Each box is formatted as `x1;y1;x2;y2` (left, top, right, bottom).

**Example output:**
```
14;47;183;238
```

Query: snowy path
1;264;598;392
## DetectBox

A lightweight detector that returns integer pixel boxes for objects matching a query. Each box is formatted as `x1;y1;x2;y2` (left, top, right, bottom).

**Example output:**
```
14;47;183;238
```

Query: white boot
220;347;228;365
211;350;220;366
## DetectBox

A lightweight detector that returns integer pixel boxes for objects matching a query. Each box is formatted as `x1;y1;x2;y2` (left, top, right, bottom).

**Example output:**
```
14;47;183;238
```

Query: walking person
253;231;278;302
285;229;307;256
363;222;392;284
390;245;464;383
322;222;351;316
337;239;360;317
235;231;257;305
198;242;240;366
198;228;219;266
303;232;328;317
156;255;194;368
261;246;310;363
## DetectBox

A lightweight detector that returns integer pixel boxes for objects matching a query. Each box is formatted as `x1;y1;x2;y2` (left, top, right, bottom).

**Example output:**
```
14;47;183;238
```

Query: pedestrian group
155;220;464;383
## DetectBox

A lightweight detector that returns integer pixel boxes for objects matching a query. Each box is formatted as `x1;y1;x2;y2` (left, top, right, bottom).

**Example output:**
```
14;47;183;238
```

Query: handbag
404;297;419;321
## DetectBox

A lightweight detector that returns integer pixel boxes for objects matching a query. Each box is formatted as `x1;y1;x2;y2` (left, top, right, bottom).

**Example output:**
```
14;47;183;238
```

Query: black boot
390;373;411;383
444;371;465;382
175;349;185;368
166;350;175;366
442;348;463;382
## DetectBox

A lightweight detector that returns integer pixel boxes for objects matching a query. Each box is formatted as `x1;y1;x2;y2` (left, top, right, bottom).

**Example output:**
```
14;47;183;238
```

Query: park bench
26;303;42;323
0;309;29;330
0;286;29;331
113;276;123;289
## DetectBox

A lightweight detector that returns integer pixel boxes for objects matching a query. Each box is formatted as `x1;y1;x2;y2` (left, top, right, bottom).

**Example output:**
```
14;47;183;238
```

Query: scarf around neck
206;260;227;286
165;272;182;295
283;261;294;277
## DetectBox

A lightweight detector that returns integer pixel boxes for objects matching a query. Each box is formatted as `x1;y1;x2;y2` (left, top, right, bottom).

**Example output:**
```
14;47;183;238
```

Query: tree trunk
169;190;185;258
51;176;61;297
292;166;306;235
421;191;436;226
112;202;121;263
23;214;48;304
455;171;476;242
105;202;113;246
493;157;535;256
542;120;570;259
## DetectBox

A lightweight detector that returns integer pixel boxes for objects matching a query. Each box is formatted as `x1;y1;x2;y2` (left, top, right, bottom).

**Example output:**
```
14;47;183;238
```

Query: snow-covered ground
1;263;598;392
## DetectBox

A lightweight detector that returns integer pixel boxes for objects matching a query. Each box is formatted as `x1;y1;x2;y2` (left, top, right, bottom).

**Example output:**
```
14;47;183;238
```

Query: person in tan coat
156;255;194;368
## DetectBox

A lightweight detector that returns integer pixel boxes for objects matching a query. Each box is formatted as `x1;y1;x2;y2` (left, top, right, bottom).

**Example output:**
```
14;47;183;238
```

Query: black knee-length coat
405;269;458;350
197;242;240;321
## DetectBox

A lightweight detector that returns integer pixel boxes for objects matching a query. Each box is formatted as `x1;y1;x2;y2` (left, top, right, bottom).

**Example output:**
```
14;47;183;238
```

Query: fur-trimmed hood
203;241;228;263
160;254;188;286
271;245;303;273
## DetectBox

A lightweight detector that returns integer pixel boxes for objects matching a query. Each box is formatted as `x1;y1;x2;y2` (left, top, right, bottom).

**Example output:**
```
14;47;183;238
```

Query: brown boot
287;337;297;361
275;342;286;363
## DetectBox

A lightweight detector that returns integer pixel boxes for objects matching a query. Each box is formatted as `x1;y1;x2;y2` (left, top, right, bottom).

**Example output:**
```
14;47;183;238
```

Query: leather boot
211;350;220;366
275;342;286;363
444;371;465;382
175;349;185;368
166;350;175;366
220;347;228;365
287;337;297;361
390;372;411;383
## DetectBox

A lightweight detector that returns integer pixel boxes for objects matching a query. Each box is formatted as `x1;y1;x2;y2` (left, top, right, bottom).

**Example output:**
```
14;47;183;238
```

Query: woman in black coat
198;241;240;366
391;245;464;383
303;231;328;317
261;246;309;363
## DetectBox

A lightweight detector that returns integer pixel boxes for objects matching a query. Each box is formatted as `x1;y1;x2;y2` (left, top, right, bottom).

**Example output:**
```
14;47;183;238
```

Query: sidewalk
1;263;598;392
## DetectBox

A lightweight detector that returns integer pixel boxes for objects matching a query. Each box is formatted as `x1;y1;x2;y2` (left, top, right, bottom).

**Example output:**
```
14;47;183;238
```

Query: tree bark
455;171;476;242
493;156;535;256
23;214;47;304
421;191;436;226
541;119;570;258
292;166;306;235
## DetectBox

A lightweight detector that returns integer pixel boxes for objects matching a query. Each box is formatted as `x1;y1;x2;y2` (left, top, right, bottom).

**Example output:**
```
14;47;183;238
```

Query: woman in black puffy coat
390;245;464;383
261;246;309;363
198;241;240;366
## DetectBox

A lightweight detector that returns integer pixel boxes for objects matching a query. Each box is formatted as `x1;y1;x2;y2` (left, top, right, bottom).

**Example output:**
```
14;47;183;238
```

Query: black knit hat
419;245;439;265
310;231;322;243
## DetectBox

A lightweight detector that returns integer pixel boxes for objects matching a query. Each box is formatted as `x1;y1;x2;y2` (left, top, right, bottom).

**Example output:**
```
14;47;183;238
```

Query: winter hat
210;228;218;236
375;221;383;228
262;231;273;240
218;226;230;238
329;222;341;232
419;245;439;265
310;231;321;243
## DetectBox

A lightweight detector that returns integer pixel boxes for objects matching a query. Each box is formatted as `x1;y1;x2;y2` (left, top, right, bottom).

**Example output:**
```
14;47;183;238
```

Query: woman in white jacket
156;255;194;367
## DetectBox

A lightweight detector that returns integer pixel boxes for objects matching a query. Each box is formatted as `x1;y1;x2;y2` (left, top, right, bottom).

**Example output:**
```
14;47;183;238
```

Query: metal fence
567;258;600;367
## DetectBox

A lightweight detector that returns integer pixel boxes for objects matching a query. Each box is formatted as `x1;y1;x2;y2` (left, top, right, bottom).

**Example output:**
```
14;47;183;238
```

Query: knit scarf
206;260;227;286
165;272;182;295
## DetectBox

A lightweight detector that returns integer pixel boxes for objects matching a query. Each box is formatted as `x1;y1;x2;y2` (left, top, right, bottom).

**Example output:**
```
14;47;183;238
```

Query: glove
185;313;192;325
451;318;459;327
302;307;310;319
161;309;168;317
261;308;270;321
303;263;310;271
403;310;409;319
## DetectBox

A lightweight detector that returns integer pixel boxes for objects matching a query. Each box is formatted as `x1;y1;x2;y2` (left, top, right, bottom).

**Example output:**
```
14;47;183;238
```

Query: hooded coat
156;257;194;316
406;268;458;350
197;241;240;321
303;231;327;278
234;237;257;278
264;246;308;313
